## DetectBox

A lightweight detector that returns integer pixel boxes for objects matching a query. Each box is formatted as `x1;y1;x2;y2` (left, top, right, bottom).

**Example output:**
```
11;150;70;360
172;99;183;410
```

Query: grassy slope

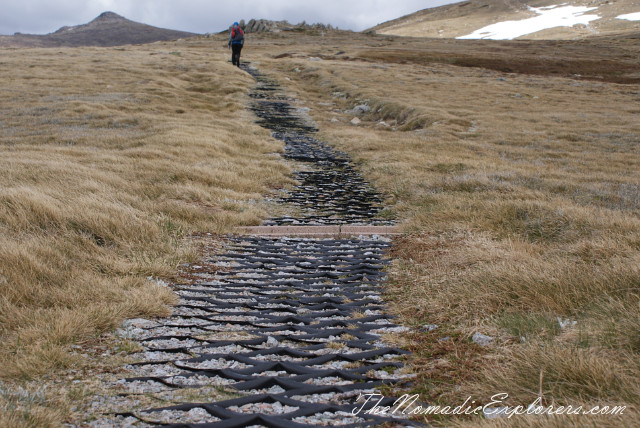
250;30;640;426
0;37;290;426
371;0;640;40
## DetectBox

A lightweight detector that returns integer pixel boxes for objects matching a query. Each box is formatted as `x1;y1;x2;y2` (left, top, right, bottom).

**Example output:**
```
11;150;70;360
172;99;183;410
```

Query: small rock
330;118;339;122
350;117;361;125
266;336;279;348
557;317;577;329
472;332;494;346
351;104;370;115
378;121;390;127
308;57;322;61
147;276;168;287
422;324;439;332
438;336;451;342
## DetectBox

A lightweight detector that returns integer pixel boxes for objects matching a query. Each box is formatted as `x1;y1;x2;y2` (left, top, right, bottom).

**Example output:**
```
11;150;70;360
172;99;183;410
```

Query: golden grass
0;37;290;423
245;30;640;425
2;28;639;425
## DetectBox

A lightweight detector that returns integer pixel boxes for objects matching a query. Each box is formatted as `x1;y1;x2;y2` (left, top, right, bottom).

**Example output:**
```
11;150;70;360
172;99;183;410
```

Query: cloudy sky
0;0;457;35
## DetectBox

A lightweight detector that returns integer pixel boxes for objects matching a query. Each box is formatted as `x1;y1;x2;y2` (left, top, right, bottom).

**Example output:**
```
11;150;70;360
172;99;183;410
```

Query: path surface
246;68;392;226
91;66;414;427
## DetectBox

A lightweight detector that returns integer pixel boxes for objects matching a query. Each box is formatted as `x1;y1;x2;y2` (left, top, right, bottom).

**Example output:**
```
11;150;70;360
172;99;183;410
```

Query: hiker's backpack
232;28;244;44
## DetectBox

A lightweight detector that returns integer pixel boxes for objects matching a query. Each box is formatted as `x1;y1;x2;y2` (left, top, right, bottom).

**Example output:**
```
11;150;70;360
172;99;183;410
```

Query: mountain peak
7;10;197;47
92;11;127;23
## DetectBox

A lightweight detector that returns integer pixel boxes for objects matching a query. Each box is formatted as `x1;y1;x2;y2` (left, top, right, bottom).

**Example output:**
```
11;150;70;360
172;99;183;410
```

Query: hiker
228;22;244;67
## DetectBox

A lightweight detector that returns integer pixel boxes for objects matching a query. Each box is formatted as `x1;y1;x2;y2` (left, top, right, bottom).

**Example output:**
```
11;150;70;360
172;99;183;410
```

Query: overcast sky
0;0;458;35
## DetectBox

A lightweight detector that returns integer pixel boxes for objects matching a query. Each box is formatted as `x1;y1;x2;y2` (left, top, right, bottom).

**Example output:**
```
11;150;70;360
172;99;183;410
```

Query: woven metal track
105;66;415;428
244;67;392;226
117;238;413;427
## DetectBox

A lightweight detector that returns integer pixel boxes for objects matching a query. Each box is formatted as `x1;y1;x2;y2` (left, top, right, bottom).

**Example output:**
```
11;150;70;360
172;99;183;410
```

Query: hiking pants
231;44;243;67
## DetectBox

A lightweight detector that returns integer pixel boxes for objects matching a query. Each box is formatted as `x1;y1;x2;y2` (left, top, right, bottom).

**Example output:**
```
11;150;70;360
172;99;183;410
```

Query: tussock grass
246;30;640;425
3;28;639;425
450;414;634;428
0;38;289;412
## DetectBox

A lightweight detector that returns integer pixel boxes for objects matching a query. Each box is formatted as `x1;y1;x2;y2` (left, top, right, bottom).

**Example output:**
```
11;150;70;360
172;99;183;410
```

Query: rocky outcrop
243;19;287;33
242;19;335;33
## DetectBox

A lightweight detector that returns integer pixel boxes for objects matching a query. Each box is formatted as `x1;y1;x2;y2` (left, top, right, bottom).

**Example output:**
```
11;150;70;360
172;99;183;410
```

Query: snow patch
458;5;600;40
616;12;640;21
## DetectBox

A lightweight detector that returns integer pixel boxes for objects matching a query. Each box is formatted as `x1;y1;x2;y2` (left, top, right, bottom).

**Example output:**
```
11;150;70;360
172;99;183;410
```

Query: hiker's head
233;22;239;28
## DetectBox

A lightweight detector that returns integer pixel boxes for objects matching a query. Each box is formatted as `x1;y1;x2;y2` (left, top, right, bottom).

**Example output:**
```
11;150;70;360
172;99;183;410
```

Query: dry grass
246;30;640;425
0;38;289;424
371;0;640;40
2;28;639;425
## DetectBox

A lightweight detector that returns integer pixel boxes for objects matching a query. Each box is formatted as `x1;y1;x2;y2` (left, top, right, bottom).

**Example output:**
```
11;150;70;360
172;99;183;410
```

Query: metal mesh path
244;67;392;226
114;238;414;427
100;67;416;428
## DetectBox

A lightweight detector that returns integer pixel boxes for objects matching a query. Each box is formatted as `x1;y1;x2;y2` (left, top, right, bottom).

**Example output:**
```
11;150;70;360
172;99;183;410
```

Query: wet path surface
245;67;391;226
96;67;414;427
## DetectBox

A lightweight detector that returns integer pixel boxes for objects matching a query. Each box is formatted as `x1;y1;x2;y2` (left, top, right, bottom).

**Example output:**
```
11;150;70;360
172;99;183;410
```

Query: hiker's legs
232;45;243;67
231;46;237;65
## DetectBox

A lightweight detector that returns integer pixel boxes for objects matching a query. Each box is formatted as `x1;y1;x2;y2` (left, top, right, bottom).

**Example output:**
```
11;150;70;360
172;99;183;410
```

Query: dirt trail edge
89;66;417;428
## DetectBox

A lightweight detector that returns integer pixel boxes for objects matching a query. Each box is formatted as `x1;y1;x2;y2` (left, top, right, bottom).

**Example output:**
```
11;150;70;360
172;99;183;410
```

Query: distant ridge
370;0;640;40
0;12;197;48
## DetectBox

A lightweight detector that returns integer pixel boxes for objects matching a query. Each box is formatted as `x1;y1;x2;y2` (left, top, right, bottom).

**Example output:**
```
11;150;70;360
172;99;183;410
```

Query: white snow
457;5;600;40
616;12;640;21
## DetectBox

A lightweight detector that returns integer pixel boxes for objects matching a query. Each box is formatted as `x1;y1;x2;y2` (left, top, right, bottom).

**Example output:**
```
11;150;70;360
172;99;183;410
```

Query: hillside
0;12;196;47
371;0;640;39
